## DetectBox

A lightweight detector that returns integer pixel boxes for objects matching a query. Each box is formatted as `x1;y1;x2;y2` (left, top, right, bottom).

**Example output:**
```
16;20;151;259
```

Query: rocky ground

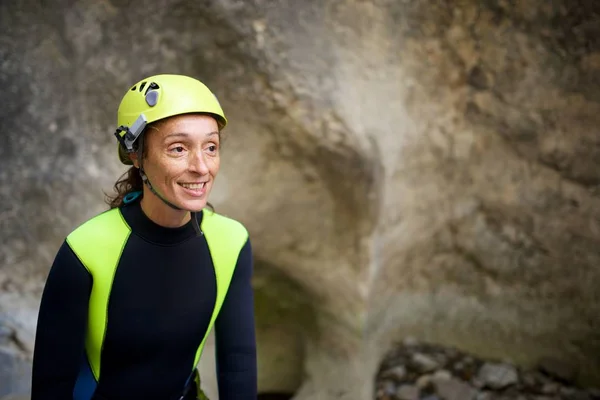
375;338;600;400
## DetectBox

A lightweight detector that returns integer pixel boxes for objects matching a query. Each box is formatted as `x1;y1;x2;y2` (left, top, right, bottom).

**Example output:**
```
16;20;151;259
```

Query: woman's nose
189;151;210;175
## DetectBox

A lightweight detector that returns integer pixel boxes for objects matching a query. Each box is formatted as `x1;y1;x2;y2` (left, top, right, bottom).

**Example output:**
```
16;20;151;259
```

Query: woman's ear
129;152;140;168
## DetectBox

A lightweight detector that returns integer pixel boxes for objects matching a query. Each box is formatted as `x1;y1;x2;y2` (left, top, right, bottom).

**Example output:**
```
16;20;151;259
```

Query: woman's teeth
180;182;205;189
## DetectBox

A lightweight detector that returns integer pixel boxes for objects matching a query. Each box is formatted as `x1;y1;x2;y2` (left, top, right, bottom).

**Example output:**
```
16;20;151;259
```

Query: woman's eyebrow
164;132;190;141
164;131;219;140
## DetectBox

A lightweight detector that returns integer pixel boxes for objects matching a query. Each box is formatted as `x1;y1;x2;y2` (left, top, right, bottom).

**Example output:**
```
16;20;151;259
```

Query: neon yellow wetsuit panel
195;208;249;367
66;208;131;381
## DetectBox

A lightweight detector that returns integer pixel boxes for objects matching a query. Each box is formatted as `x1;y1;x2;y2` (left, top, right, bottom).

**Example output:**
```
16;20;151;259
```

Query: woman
31;74;257;399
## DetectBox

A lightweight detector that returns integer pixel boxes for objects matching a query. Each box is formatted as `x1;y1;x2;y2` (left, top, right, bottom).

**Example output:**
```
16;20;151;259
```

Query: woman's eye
205;144;218;153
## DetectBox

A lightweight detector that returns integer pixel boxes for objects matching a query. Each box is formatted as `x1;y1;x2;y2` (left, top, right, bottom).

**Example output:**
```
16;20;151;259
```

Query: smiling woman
111;114;222;228
31;75;257;400
106;116;221;222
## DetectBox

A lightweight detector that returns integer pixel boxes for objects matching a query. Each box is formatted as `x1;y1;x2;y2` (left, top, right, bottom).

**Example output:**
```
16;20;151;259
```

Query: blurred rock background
1;0;599;399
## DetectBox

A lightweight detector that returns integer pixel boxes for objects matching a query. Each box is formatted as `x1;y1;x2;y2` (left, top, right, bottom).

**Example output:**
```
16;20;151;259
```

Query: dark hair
105;166;144;209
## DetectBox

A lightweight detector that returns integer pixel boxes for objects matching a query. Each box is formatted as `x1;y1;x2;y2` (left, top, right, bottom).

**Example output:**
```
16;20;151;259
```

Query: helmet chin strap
136;134;203;236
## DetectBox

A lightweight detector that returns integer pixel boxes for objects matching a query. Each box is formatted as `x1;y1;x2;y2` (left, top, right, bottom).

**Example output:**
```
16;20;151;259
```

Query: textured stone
538;357;578;384
432;369;452;382
472;376;489;389
474;393;492;400
560;386;593;400
0;324;13;346
434;378;477;400
0;349;31;399
477;363;518;390
421;396;441;400
381;365;407;382
0;396;30;400
416;374;433;389
377;340;598;400
541;382;560;394
411;353;440;373
381;380;396;397
396;384;420;400
1;0;600;399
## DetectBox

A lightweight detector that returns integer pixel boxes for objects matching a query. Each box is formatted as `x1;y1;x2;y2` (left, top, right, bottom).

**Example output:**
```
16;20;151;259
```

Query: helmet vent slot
130;85;136;91
145;82;160;95
139;81;147;92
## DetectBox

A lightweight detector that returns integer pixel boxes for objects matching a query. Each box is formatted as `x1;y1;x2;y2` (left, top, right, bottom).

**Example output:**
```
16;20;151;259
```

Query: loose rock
376;340;599;400
416;374;433;389
538;357;578;384
541;382;559;394
434;378;477;400
477;363;518;390
396;384;420;400
382;366;407;382
380;380;396;397
432;369;451;382
421;396;441;400
411;353;439;373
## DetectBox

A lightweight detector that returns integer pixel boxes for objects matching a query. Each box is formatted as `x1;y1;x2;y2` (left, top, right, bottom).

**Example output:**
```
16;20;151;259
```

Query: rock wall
1;0;599;398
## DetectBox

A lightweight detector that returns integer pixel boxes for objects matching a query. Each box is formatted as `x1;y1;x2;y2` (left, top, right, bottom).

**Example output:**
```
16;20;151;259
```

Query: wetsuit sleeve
31;240;92;400
214;238;257;399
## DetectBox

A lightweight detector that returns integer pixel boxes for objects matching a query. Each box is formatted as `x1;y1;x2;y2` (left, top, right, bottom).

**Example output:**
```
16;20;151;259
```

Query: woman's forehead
153;114;219;139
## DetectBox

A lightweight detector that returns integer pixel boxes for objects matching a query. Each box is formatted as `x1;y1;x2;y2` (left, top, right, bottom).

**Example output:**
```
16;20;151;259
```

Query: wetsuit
31;199;257;399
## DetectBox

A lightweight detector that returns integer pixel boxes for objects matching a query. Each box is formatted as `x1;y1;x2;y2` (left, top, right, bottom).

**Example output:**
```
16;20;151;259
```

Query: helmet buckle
114;114;148;153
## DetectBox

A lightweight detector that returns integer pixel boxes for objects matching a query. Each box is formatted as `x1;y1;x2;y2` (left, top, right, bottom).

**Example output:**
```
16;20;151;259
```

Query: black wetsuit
31;200;257;399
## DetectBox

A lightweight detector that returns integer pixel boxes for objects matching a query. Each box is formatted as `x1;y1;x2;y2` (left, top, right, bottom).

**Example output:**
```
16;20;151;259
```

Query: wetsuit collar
119;199;202;245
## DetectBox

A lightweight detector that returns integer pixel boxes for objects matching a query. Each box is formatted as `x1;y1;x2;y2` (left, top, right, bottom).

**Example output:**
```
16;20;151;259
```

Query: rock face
1;0;600;399
0;348;31;399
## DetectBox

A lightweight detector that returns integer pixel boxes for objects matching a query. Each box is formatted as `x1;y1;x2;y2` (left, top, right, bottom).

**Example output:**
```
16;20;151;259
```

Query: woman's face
138;114;221;212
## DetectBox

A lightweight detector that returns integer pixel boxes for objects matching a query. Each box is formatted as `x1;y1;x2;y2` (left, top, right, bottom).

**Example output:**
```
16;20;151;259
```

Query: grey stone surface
0;396;30;400
381;365;407;382
477;363;518;390
0;349;31;399
538;356;578;384
376;339;600;400
396;384;419;400
416;374;432;390
1;0;600;399
434;378;477;400
411;353;439;373
432;369;452;382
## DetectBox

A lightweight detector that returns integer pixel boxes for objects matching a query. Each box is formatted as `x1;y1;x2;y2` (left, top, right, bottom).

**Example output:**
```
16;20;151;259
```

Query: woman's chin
178;198;208;212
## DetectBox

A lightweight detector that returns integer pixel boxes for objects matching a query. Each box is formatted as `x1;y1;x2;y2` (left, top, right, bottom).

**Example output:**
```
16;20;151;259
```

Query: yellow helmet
114;74;227;165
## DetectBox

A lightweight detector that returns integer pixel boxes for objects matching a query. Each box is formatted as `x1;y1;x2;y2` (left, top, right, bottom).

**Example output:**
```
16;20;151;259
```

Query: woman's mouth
178;182;207;197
